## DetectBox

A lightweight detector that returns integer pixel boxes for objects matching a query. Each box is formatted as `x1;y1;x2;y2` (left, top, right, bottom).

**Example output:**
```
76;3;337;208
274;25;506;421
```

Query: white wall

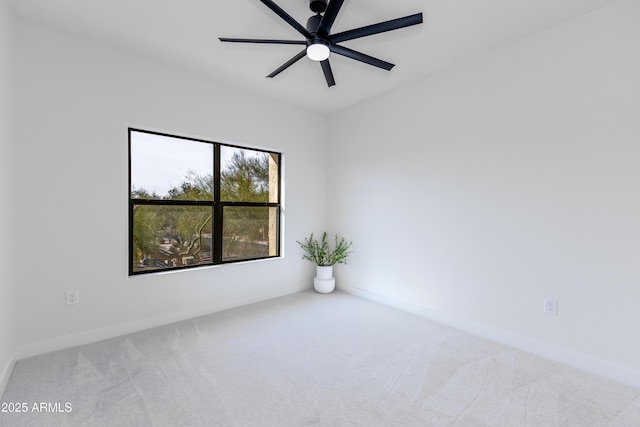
7;0;640;392
13;18;326;356
0;0;17;394
328;0;640;385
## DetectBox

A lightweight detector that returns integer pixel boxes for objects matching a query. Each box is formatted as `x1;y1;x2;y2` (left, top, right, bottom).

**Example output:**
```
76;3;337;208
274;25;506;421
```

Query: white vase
314;265;335;294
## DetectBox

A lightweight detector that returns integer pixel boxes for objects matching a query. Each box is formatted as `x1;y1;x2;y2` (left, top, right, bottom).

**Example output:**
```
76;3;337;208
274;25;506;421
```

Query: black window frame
128;128;282;276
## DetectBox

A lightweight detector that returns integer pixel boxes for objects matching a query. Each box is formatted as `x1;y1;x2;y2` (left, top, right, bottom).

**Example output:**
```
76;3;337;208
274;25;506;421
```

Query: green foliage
132;204;211;266
133;169;213;265
220;151;272;259
297;232;352;266
131;188;160;200
167;170;213;201
221;151;269;202
132;151;273;269
132;204;162;262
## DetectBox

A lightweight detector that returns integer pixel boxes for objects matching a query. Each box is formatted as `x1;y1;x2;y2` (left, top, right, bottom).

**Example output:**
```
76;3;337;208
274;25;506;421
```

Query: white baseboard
340;284;640;389
14;306;226;362
13;289;301;362
0;350;17;399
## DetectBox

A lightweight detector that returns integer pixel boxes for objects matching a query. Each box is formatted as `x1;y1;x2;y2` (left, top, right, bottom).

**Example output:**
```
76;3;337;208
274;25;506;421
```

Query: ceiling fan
219;0;423;87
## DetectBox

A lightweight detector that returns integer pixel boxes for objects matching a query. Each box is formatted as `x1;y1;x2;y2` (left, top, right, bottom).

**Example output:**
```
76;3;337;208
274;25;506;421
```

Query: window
129;129;281;275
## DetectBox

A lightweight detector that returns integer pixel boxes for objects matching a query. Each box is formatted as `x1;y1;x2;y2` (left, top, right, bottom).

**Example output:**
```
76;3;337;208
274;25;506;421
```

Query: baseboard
14;289;303;362
0;350;17;399
14;306;232;361
341;284;640;389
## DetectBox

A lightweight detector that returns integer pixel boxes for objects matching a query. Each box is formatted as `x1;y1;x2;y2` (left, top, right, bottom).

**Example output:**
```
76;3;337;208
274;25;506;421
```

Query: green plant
297;232;353;266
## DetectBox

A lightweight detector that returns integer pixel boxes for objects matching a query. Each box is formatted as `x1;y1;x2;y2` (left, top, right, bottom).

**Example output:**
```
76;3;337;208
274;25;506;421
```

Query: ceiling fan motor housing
310;0;328;14
306;14;322;33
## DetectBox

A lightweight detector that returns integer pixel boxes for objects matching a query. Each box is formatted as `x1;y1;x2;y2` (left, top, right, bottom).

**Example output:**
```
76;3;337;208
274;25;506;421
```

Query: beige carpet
2;290;640;426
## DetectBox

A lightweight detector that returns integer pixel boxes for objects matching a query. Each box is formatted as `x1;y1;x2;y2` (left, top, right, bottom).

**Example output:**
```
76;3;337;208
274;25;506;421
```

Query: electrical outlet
544;298;557;316
66;290;80;306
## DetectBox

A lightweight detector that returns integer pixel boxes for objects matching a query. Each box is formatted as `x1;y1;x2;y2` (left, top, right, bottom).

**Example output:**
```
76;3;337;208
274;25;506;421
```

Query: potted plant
297;232;352;293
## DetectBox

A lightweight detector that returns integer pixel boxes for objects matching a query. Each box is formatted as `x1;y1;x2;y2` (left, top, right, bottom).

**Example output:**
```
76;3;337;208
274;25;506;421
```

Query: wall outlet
66;290;80;305
544;298;557;316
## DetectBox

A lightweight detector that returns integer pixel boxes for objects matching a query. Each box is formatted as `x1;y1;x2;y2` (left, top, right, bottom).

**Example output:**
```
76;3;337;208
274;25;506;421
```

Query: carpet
2;290;639;426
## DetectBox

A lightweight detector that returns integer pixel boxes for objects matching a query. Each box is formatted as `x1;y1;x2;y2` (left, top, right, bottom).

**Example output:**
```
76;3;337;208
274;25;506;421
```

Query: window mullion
213;144;223;264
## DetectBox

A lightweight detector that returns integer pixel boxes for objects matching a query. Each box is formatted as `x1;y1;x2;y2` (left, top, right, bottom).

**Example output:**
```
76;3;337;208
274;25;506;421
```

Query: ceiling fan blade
320;59;336;87
330;45;394;71
259;0;313;39
219;37;306;45
317;0;345;38
330;13;423;43
267;49;307;78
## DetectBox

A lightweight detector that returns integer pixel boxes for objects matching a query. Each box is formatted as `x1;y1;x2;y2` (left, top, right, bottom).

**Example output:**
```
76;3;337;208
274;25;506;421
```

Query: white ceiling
11;0;622;114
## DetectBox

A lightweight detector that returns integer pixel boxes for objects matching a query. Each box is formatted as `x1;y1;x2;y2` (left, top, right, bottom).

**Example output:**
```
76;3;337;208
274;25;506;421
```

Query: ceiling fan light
306;42;330;61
